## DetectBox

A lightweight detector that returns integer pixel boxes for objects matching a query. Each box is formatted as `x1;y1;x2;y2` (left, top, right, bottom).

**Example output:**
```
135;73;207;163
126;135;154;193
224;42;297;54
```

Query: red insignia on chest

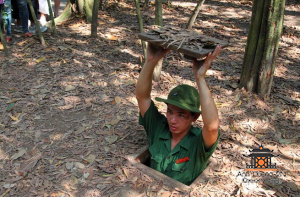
175;157;189;164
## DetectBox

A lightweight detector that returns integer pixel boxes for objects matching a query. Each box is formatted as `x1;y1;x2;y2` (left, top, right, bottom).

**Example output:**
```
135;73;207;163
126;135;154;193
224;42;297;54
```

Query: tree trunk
52;0;73;25
77;0;84;15
45;0;99;26
155;0;163;26
47;0;57;34
240;0;285;98
240;0;266;92
153;0;163;81
134;0;147;62
91;0;101;37
186;0;205;29
257;0;285;97
27;0;45;46
85;0;94;23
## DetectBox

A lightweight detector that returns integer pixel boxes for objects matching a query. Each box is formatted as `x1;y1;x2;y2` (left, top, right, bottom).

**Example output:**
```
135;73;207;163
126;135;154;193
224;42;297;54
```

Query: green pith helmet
155;84;201;113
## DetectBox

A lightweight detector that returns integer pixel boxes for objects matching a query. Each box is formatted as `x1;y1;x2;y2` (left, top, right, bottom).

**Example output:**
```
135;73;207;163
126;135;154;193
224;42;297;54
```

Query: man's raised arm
136;44;170;117
192;45;222;149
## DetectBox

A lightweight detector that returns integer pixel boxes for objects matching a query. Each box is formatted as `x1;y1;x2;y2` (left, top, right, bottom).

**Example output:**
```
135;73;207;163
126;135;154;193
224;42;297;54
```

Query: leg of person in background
16;19;21;27
54;0;60;17
39;13;47;25
11;0;22;33
28;0;47;33
3;0;12;42
16;0;33;36
39;0;49;26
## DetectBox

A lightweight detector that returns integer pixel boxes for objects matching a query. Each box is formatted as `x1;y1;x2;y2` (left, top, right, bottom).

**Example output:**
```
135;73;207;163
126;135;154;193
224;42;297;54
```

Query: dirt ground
0;0;299;196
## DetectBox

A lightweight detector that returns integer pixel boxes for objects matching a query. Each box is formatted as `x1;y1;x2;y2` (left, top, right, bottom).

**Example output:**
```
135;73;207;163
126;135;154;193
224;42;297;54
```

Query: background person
13;0;32;36
12;0;47;35
0;0;12;42
54;0;60;17
3;0;12;42
39;0;50;25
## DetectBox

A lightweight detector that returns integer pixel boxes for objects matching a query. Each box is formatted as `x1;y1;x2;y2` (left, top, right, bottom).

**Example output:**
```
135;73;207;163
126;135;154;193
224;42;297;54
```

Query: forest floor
0;0;299;196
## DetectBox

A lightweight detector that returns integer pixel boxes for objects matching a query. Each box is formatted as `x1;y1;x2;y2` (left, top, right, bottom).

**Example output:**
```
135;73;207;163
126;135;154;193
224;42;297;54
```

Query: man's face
166;104;198;135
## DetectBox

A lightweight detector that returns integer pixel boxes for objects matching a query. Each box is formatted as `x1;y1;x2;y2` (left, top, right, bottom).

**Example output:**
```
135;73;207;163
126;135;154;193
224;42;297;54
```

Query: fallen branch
0;188;11;197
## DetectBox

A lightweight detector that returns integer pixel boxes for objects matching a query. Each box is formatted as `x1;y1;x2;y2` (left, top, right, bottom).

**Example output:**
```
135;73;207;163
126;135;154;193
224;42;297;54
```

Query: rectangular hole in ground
130;148;211;189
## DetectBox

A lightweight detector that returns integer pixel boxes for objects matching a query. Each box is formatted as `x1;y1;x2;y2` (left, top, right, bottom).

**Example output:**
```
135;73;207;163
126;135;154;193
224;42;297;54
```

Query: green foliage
2;10;8;26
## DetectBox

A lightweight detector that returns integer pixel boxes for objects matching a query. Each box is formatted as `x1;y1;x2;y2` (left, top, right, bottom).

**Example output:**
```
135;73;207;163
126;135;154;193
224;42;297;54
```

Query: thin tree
85;0;94;23
55;0;93;25
155;0;163;27
240;0;286;98
77;0;84;16
186;0;205;29
47;0;57;34
152;0;163;81
54;0;72;24
134;0;147;61
91;0;101;37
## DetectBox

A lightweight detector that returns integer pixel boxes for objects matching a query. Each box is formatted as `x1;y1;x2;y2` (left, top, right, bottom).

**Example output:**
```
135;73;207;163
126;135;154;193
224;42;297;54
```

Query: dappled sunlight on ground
120;48;141;58
171;1;197;7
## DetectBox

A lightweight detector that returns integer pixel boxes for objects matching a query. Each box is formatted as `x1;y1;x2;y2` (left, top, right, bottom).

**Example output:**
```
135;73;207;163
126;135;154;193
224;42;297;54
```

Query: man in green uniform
136;44;222;185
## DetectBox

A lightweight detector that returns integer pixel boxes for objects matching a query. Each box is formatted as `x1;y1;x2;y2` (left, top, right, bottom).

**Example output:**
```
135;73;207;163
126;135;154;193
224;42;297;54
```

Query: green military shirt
139;100;220;185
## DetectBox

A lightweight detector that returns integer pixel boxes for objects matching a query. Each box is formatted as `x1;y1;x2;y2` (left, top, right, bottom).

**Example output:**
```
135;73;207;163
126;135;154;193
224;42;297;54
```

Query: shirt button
167;157;170;160
180;168;183;171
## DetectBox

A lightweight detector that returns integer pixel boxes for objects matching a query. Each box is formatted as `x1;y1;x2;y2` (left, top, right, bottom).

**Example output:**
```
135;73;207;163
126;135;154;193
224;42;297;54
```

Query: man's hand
192;45;222;80
146;44;170;64
192;45;222;149
136;44;169;117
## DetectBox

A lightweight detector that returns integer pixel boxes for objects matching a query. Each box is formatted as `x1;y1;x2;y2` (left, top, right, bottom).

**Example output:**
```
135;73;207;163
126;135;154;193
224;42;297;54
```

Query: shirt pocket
149;145;163;164
172;160;190;172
